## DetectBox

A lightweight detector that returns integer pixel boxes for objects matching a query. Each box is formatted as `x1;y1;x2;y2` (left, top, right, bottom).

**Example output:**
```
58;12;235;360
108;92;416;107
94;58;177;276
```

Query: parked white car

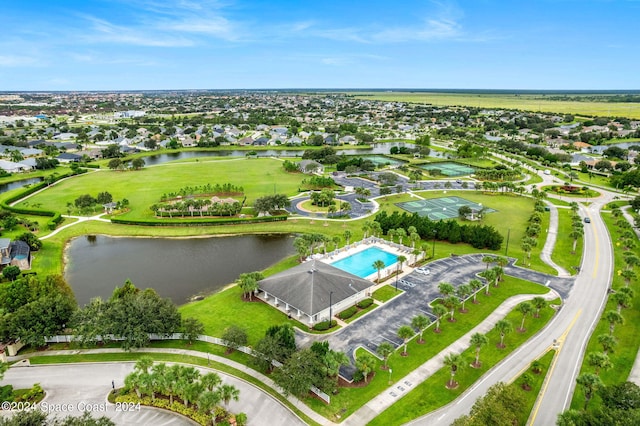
415;267;430;275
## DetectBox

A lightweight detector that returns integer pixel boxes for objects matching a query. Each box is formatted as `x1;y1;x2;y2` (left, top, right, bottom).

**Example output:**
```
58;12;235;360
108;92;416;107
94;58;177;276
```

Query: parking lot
311;253;574;380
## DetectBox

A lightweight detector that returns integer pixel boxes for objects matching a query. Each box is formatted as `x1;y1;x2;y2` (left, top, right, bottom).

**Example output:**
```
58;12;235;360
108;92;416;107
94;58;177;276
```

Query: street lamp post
388;368;393;384
432;230;437;259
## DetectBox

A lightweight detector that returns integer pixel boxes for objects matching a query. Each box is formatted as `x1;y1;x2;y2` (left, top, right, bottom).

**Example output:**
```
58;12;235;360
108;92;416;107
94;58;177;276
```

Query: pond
65;234;295;306
139;143;415;166
0;177;43;194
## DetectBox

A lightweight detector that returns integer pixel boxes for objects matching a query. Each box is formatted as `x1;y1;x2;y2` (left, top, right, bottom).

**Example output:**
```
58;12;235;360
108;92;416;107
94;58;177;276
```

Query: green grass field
368;297;559;425
551;209;584;275
300;277;550;421
569;212;640;411
351;92;640;119
14;158;305;221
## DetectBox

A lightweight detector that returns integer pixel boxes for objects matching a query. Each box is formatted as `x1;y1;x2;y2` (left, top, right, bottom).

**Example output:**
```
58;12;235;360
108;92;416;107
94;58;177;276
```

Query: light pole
388;368;393;384
329;291;333;324
395;263;399;292
505;228;510;256
432;230;437;259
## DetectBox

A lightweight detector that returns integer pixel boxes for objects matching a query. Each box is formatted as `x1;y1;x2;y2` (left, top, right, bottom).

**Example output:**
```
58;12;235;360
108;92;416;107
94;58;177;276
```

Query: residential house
0;239;31;270
0;160;30;173
56;153;82;163
298;160;324;174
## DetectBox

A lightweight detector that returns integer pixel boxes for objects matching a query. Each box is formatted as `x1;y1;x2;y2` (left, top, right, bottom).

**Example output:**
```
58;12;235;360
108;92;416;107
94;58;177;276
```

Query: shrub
338;306;358;320
357;298;374;309
313;320;336;331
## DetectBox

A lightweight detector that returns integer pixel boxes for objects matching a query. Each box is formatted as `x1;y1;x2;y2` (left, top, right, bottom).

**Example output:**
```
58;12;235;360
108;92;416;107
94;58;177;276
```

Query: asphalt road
1;363;304;426
408;194;615;425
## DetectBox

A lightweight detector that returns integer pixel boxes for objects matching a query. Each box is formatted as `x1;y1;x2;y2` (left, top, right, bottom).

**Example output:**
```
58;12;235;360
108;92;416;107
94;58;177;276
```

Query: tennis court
396;196;495;220
418;162;475;177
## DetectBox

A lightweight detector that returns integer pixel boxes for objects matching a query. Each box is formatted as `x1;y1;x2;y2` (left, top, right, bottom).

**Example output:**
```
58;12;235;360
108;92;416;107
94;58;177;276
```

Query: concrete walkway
341;290;560;426
9;347;325;426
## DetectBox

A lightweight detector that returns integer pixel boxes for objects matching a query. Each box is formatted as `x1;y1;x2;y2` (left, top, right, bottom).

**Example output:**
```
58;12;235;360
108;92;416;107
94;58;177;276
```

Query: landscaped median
299;277;553;422
367;296;560;425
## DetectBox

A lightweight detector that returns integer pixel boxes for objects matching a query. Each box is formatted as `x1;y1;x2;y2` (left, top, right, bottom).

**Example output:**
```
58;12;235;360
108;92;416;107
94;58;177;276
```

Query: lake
65;234;295;306
139;143;417;165
0;177;43;194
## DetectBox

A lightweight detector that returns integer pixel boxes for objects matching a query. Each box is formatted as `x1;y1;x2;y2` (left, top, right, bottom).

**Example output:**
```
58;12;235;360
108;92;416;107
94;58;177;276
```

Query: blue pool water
331;247;398;278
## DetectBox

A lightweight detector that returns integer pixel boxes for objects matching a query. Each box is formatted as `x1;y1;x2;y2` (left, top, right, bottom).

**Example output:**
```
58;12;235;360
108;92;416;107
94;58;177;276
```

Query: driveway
1;363;304;426
297;254;573;380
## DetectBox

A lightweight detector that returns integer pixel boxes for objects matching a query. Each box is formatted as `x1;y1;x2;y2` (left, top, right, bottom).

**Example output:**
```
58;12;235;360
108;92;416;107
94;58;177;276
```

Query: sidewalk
9;346;333;426
342;290;559;426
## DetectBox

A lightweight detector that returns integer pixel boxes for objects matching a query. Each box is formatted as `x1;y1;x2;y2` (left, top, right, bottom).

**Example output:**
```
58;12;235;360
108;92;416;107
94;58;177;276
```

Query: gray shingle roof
258;261;373;317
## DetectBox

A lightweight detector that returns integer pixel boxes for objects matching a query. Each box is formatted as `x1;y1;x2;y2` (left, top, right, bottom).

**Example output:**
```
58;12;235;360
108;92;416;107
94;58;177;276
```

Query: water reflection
65;234;295;306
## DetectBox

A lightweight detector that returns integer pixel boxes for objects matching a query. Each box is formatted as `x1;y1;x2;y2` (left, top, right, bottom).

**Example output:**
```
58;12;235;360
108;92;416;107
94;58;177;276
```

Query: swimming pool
331;246;399;278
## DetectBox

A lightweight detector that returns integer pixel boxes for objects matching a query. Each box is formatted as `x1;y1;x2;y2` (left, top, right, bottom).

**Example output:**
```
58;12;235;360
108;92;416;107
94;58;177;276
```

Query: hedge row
313;320;337;331
338;306;358;320
110;215;288;227
357;298;374;309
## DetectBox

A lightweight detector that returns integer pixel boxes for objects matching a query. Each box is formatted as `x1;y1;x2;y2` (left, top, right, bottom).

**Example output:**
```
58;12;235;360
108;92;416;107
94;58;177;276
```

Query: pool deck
313;237;424;282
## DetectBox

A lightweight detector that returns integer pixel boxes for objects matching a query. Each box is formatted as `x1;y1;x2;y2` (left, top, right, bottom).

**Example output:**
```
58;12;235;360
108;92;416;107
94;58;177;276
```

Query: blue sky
1;0;639;90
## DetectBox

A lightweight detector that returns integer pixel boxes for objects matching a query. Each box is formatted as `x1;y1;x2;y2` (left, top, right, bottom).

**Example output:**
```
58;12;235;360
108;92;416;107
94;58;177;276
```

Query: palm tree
570;228;583;254
332;236;341;251
604;310;624;335
373;259;385;283
343;230;352;246
387;229;397;243
411;315;429;344
443;352;464;388
200;372;222;392
362;222;371;238
355;352;377;383
481;269;496;295
395;228;407;246
396;255;407;274
457;284;472;312
620;268;638;287
613;291;632;313
376;342;394;370
469;279;483;304
587;352;613;376
151;363;168;398
438;282;455;297
576;373;603;410
134;356;154;374
597;334;617;355
443;296;460;322
196;390;220;416
532;296;547;318
496;319;513;348
397;325;414;355
219;383;240;408
517;301;533;332
432;304;448;333
482;255;496;271
624;253;640;270
470;333;489;368
237;274;258;301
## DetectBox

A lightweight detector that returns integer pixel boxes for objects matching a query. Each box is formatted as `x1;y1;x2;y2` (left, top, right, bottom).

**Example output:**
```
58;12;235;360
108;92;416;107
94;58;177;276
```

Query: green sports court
418;162;475;177
395;196;496;220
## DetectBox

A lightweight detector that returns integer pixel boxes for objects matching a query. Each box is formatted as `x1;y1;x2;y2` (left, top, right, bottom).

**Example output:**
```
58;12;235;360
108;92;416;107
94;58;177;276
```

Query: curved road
409;193;616;425
1;363;304;426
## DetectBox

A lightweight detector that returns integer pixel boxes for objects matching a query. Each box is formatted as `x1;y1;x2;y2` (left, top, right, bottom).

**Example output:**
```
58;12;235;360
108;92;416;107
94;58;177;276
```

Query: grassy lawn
13;158;305;221
570;212;640;411
299;277;550;421
368;297;560;425
398;191;555;274
29;352;320;426
179;285;309;346
542;186;601;198
575;171;612;189
551;209;584;275
351;92;640;119
372;285;403;302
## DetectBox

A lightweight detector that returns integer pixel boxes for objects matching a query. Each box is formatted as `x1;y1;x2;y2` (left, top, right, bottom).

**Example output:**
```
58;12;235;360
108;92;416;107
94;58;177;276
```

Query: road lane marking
529;309;582;426
590;214;598;279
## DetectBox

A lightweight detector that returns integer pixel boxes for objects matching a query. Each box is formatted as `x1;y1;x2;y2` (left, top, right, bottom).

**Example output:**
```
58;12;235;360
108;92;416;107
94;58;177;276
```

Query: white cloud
83;16;195;47
0;55;39;67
